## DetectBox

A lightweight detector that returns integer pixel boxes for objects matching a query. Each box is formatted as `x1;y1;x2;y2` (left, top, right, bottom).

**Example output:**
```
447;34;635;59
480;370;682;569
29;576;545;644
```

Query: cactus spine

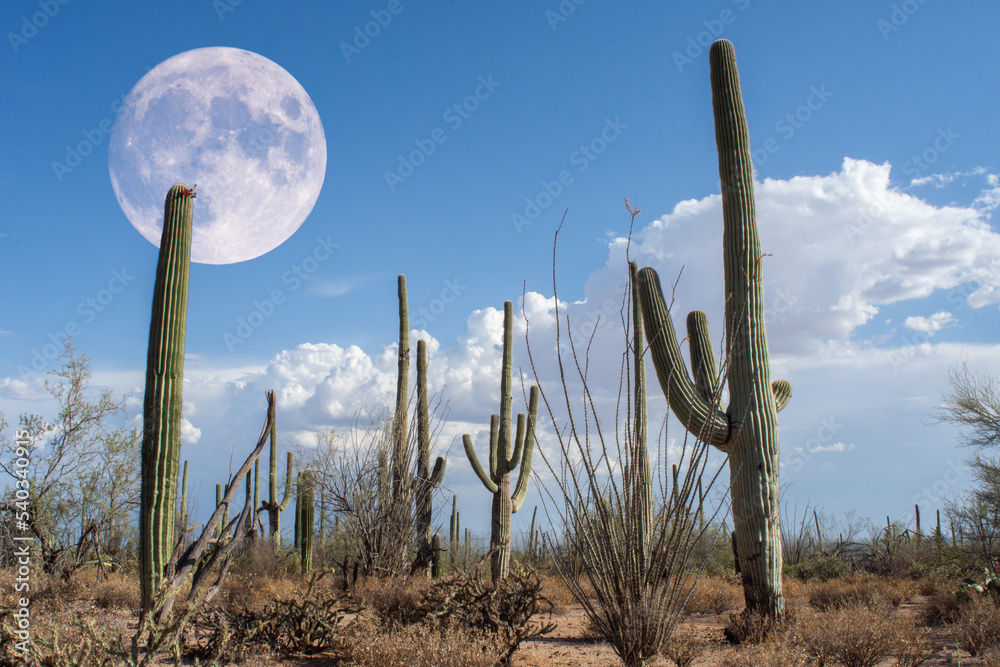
635;40;792;620
139;183;194;612
297;470;315;572
415;338;446;570
264;395;293;544
463;301;538;582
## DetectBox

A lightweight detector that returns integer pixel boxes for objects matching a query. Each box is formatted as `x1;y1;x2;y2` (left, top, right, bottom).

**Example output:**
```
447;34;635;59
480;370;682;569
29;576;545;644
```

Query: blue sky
3;1;1000;541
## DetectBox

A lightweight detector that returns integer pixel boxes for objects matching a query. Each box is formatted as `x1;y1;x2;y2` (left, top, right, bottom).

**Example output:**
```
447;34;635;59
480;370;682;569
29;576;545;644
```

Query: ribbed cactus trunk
430;533;443;578
414;339;446;570
266;396;293;545
391;275;411;502
139;183;194;613
635;41;790;621
463;301;538;583
712;39;782;619
629;262;652;544
298;470;315;573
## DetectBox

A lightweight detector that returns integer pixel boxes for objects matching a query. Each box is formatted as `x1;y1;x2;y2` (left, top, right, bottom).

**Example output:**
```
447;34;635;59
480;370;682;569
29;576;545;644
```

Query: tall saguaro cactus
140;184;194;612
628;262;652;543
391;275;411;502
263;396;293;544
463;301;539;582
297;470;315;573
415;338;446;570
635;40;792;620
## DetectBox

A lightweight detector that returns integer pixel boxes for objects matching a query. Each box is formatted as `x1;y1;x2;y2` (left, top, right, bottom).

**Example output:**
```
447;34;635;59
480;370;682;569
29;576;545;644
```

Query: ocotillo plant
415;338;446;570
263;396;293;544
297;470;315;572
635;40;792;620
463;300;539;582
140;183;194;612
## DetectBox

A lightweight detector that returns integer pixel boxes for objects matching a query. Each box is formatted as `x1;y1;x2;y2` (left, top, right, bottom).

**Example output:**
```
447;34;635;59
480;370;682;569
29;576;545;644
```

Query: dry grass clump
340;621;500;667
916;574;949;597
350;575;433;624
794;598;913;667
805;576;910;611
954;595;1000;657
683;576;742;616
661;628;705;667
723;608;779;645
893;620;934;667
920;588;965;625
539;572;581;614
92;573;140;611
719;640;811;667
28;574;88;609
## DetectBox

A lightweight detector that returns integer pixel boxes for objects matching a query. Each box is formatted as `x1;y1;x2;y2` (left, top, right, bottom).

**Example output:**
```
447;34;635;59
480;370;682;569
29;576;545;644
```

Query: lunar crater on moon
109;47;327;265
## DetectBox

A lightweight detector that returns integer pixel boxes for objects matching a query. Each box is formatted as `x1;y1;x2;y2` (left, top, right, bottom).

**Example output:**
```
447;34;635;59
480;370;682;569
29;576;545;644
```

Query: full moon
108;47;326;265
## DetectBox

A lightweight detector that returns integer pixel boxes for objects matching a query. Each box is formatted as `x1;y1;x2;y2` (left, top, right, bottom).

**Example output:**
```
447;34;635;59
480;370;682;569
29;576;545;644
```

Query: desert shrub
893;621;933;667
230;535;298;579
719;640;811;667
340;622;500;667
662;628;704;667
683;576;742;615
806;576;908;611
538;572;580;615
916;574;948;596
785;553;851;581
416;569;555;665
723;608;778;645
0;612;136;667
796;599;904;667
184;572;358;663
92;573;140;611
954;595;1000;657
28;573;87;609
920;589;965;625
351;575;432;625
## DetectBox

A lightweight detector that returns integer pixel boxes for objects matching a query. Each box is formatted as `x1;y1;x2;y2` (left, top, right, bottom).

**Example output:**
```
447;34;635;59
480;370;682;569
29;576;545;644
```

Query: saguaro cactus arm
637;270;731;449
772;380;792;412
278;452;294;511
510;385;538;513
686;310;719;402
463;433;498;493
